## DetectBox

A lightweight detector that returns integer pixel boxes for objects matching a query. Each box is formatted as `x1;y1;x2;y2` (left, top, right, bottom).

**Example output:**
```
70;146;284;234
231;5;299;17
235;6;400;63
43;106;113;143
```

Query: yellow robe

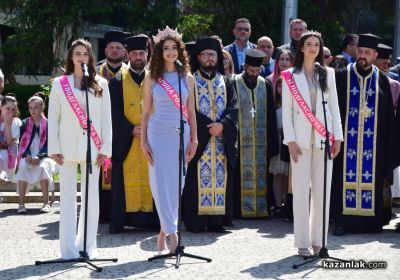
121;69;153;212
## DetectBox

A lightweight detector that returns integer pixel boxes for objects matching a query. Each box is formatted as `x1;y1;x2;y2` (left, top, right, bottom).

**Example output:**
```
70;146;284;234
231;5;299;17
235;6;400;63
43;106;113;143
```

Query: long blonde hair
222;49;234;77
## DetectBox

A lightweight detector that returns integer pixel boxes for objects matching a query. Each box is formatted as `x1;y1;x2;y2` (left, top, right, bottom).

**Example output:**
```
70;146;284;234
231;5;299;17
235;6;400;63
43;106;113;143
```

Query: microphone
81;63;89;77
174;60;183;68
314;62;326;92
313;62;324;72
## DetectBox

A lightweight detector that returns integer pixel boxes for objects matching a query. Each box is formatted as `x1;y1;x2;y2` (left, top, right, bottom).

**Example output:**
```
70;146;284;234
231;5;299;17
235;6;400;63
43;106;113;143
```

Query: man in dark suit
223;18;256;74
340;34;359;64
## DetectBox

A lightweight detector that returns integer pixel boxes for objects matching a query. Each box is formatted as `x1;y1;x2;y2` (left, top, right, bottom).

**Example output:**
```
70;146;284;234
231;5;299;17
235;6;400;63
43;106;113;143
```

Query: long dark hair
274;77;282;108
149;36;190;80
64;39;103;97
272;49;294;91
293;31;327;92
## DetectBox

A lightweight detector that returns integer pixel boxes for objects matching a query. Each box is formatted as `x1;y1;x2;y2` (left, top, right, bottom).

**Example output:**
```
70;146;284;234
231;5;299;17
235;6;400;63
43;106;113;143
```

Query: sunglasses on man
236;27;250;32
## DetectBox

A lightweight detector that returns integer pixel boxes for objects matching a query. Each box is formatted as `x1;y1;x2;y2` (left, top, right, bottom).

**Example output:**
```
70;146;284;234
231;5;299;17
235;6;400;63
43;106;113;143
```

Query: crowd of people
1;17;400;260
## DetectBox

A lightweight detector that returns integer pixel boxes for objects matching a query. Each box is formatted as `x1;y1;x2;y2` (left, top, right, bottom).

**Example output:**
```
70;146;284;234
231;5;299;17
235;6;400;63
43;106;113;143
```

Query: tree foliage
179;0;396;54
0;0;396;83
0;0;88;77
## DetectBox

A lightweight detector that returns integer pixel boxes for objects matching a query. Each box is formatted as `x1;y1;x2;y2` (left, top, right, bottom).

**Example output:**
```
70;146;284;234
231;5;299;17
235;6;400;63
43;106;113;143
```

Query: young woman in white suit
48;39;112;259
282;31;343;257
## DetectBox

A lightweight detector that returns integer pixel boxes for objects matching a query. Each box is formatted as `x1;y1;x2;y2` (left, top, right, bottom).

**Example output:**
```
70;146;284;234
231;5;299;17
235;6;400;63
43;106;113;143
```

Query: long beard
245;73;258;82
107;56;123;64
356;58;371;68
200;64;217;73
130;60;146;72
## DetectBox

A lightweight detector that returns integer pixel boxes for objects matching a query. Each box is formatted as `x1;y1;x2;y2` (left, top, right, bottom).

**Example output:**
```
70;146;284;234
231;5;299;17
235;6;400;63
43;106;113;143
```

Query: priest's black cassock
98;31;129;222
331;63;400;232
108;69;159;232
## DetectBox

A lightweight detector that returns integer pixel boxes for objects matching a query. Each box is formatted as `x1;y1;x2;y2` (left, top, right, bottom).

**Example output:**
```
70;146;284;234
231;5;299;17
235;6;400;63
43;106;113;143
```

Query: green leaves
179;14;214;41
0;0;396;84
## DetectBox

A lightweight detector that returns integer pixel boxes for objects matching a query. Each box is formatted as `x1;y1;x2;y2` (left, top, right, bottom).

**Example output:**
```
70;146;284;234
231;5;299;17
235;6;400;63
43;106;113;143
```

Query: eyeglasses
236;27;250;32
324;54;331;58
200;52;218;58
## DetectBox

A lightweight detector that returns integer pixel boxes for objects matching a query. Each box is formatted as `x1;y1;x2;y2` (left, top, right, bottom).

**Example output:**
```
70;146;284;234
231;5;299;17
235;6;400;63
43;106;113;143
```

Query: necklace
358;75;373;119
243;75;257;118
128;73;144;113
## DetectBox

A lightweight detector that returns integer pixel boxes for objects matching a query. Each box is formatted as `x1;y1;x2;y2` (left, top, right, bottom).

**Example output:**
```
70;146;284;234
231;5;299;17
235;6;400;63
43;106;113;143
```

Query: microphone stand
36;68;117;272
293;67;348;269
148;62;212;268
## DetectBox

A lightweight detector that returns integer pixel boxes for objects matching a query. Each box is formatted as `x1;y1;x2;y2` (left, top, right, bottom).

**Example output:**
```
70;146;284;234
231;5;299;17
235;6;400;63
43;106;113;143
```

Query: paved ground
0;202;399;280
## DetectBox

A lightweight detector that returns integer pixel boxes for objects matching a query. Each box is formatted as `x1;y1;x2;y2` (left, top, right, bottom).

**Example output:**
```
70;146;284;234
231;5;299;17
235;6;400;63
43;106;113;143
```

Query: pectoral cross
250;107;256;118
360;105;372;119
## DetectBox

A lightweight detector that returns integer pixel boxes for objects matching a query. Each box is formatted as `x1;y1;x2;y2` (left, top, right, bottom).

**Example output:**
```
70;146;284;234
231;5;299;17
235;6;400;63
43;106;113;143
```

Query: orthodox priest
108;35;159;233
97;30;129;222
234;49;279;218
374;43;400;213
332;34;400;236
96;31;129;82
183;37;238;233
374;43;400;113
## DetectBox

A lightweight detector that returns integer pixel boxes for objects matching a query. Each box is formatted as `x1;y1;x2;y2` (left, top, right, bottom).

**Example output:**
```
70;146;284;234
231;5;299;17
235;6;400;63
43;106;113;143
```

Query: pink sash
17;115;47;166
7;147;15;169
59;75;102;150
0;119;17;169
281;70;335;155
157;77;189;121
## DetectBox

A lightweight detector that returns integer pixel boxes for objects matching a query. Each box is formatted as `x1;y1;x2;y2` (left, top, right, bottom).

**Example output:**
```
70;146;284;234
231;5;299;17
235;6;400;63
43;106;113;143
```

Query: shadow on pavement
241;255;319;279
0;263;87;280
89;259;176;279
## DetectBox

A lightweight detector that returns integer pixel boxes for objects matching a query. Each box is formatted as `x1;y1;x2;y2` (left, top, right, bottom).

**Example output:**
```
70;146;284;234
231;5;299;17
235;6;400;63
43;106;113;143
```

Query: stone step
0;191;82;203
0;181;81;192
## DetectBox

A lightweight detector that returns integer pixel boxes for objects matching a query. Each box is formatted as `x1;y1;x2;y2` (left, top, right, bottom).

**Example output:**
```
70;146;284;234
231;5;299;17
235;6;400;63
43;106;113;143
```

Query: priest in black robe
331;34;400;235
233;49;279;218
97;31;129;222
108;35;159;234
183;37;238;232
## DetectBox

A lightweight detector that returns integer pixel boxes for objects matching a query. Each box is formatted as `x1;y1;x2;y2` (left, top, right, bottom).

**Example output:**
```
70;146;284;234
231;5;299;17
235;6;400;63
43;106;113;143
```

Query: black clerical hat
245;49;266;67
104;31;126;45
358;33;381;50
191;37;224;74
124;35;149;52
377;43;393;59
195;37;221;54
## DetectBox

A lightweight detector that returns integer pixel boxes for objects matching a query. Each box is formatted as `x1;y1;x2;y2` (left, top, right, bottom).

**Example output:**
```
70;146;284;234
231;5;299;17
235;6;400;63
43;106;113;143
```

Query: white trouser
59;161;100;259
391;167;400;198
291;146;332;248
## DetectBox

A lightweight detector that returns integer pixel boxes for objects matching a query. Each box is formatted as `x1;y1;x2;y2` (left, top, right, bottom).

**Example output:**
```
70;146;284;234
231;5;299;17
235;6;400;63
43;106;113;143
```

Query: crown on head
152;26;182;44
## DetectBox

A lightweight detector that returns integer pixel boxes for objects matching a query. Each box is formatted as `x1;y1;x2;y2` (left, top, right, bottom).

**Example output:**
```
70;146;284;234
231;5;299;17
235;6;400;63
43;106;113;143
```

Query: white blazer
282;66;343;149
48;74;112;162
